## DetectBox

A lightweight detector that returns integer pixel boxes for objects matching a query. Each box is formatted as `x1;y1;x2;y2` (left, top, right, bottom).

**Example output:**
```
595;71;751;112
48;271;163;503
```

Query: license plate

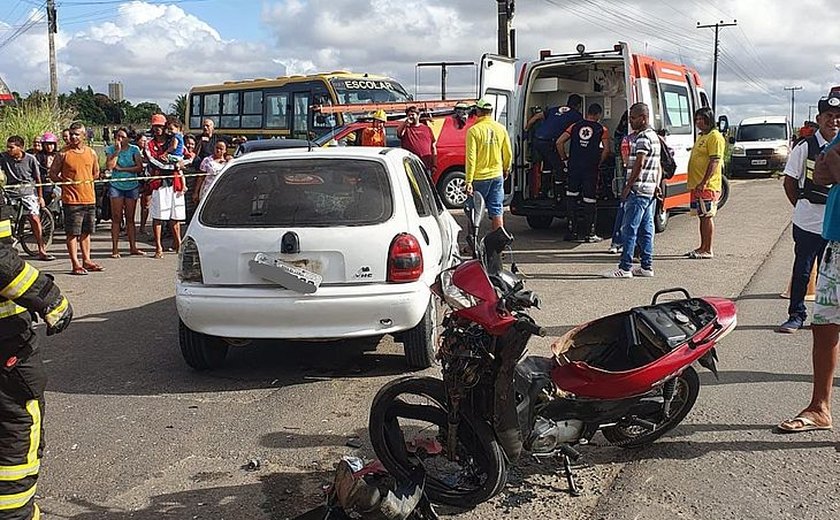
249;253;322;294
750;159;767;166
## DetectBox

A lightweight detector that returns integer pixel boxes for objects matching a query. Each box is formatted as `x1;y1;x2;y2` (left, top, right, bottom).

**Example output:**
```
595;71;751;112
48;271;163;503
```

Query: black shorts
63;204;96;236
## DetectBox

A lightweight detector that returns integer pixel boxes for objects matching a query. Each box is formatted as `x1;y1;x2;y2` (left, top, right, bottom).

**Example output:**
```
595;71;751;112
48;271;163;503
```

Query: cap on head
818;91;840;114
150;113;167;126
454;101;470;110
372;109;387;122
476;98;493;111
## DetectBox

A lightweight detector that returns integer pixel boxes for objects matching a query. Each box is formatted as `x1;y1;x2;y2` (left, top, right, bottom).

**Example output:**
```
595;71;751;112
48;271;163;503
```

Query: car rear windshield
200;158;393;227
737;123;787;142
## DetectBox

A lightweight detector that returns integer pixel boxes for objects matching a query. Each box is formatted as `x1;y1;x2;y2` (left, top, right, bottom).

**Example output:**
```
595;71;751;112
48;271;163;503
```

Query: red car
315;115;474;209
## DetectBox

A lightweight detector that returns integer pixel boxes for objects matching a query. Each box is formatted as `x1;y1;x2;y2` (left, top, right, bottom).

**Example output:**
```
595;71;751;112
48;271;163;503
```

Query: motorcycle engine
529;417;585;454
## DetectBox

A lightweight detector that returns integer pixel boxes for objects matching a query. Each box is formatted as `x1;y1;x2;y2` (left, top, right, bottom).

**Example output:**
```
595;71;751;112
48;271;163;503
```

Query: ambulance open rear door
478;53;517;201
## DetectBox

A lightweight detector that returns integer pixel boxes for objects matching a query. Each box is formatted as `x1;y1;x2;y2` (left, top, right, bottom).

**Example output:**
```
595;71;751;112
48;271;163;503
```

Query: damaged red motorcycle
368;193;738;507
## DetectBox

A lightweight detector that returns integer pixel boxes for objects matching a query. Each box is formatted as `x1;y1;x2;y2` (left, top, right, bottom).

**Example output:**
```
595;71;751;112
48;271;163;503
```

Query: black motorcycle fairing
513;356;556;450
482;227;513;275
491;319;532;461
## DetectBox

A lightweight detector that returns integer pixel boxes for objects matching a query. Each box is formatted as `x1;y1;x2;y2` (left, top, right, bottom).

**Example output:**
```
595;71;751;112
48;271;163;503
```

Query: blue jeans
467;177;505;217
789;224;827;319
611;202;625;246
619;192;656;271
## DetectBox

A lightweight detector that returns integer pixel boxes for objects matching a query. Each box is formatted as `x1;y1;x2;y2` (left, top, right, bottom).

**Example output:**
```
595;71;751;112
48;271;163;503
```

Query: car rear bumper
176;282;430;339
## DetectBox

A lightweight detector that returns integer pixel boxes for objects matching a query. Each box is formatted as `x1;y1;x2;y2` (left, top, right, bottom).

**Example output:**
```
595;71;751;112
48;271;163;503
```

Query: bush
0;98;76;146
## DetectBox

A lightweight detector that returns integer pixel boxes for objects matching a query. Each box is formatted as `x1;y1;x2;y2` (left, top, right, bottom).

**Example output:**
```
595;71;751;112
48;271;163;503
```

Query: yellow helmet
372;109;388;122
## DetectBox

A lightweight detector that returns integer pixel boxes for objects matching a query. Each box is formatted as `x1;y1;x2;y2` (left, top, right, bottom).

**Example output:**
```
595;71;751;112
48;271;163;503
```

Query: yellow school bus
186;71;411;139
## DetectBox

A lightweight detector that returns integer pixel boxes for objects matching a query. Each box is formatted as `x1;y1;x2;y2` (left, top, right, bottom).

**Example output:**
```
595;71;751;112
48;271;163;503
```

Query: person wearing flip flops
778;105;840;434
49;122;104;275
685;107;725;260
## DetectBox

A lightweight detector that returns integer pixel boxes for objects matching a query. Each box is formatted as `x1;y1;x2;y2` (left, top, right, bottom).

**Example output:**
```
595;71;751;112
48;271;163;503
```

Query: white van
476;42;730;233
728;116;792;176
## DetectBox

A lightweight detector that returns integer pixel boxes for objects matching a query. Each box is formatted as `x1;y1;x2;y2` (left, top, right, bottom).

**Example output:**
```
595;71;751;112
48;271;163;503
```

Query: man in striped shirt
603;102;661;278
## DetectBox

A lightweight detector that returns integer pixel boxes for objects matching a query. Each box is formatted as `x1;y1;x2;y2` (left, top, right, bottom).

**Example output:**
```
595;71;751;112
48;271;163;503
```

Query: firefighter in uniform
556;102;610;242
0;194;73;520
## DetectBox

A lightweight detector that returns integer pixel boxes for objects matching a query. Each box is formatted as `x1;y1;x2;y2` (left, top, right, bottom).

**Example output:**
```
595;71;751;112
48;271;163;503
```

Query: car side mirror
728;136;735;144
717;115;730;135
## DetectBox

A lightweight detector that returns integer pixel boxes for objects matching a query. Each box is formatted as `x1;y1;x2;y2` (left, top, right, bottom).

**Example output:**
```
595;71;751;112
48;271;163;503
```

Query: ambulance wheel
654;201;669;233
179;319;229;370
526;215;554;229
438;171;468;209
717;176;730;210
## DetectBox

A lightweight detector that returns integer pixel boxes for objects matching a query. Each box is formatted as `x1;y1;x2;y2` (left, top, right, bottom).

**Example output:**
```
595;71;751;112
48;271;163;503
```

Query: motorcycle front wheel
368;376;507;507
601;366;700;448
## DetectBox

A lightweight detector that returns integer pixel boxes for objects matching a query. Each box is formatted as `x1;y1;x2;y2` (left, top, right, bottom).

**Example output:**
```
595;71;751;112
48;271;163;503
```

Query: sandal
130;250;147;256
777;415;832;433
153;251;164;259
110;253;121;259
70;267;88;276
82;263;105;272
688;251;714;259
37;253;56;261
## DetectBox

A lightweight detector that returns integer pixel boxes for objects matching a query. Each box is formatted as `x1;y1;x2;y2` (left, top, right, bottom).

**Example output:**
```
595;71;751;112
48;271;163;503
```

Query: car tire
526;215;554;229
654;200;669;233
438;170;468;209
717;176;730;210
179;319;229;370
402;299;438;369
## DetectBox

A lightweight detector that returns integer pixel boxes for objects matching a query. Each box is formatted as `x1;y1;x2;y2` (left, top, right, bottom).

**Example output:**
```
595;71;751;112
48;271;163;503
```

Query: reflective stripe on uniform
33;504;41;519
806;159;816;180
0;262;38;301
0;219;10;239
0;483;37;510
0;300;27;319
0;400;41;482
45;296;68;324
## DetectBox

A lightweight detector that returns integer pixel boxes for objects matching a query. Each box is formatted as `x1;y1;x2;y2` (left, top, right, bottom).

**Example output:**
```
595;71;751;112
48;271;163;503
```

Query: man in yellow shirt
465;98;512;230
686;107;725;259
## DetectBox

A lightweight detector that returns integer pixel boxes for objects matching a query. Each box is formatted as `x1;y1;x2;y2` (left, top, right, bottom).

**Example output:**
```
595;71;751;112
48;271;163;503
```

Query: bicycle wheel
18;208;54;257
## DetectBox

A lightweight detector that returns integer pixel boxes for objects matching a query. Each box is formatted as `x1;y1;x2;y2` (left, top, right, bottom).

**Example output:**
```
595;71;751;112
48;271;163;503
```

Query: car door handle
685;147;693;151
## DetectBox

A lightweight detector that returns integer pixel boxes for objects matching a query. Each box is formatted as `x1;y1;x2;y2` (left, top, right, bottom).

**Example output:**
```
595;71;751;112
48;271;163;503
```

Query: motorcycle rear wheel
601;366;700;448
368;376;507;507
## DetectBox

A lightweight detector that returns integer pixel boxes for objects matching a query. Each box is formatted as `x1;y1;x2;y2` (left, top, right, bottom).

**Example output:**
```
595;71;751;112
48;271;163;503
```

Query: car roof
229;145;409;164
740;116;788;125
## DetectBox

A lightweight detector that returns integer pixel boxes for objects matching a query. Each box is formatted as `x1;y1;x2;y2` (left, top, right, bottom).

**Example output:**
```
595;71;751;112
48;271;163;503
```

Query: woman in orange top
361;110;387;147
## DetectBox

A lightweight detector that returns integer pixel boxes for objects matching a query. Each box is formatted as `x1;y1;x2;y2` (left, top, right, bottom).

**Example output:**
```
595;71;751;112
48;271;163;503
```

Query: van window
660;83;692;135
737;124;788;142
200;159;393;227
484;90;510;127
699;91;710;109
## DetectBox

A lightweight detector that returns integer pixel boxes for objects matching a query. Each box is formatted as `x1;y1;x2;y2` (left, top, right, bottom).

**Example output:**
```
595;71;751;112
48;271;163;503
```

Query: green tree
169;94;187;121
125;101;163;125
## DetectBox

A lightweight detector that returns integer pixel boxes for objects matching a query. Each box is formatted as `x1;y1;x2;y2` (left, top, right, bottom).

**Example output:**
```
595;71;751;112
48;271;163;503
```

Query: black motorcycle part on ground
368;376;507;507
491;324;532;461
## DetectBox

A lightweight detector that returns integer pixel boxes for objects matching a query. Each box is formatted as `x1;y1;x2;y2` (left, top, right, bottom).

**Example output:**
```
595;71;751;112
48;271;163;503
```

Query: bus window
291;92;310;139
221;92;240;128
265;91;289;129
203;93;221;128
242;91;263;128
189;94;202;128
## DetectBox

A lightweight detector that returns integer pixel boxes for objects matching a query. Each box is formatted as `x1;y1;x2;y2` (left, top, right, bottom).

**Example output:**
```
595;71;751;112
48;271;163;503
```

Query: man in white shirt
777;93;840;332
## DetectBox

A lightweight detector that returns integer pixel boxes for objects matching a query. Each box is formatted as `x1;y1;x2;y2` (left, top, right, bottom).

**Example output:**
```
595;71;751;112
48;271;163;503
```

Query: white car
176;146;461;370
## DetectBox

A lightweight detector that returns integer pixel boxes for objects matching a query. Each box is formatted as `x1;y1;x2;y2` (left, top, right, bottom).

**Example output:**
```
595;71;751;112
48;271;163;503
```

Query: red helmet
150;113;167;126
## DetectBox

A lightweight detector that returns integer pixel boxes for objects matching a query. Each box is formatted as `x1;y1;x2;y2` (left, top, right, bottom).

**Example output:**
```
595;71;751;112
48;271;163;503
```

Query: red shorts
690;189;720;218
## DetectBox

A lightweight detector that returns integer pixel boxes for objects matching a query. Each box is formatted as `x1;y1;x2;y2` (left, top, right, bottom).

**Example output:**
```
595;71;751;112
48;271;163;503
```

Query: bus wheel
526;215;554;229
654;201;669;233
717;176;730;210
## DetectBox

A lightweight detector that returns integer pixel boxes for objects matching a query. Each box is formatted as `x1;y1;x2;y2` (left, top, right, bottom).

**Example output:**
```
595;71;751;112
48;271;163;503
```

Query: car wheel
179;319;229;370
717;176;730;210
438;170;468;209
402;299;438;369
526;215;554;229
654;201;669;233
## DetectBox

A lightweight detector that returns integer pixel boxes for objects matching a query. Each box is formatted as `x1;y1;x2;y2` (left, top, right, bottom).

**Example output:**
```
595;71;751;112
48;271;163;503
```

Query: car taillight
387;233;423;283
178;237;203;283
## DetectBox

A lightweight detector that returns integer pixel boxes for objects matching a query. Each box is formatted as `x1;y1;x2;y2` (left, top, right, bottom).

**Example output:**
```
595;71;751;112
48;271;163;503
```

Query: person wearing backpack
686;107;726;260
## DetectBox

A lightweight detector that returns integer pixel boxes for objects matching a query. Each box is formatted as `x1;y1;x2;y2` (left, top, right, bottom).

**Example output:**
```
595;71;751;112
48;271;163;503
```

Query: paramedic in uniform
776;92;840;333
0;198;73;520
524;94;583;198
556;103;610;242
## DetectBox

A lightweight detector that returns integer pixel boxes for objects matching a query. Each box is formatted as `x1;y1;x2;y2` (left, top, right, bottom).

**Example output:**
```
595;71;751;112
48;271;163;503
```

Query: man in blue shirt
525;94;583;200
779;105;840;432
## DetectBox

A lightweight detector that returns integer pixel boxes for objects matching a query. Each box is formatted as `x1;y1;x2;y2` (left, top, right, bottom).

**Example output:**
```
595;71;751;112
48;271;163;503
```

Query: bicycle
1;185;55;257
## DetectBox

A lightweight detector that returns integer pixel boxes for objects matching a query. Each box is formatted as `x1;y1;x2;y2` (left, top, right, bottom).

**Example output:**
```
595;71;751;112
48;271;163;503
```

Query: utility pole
696;20;737;113
47;0;58;105
784;86;803;126
496;0;515;58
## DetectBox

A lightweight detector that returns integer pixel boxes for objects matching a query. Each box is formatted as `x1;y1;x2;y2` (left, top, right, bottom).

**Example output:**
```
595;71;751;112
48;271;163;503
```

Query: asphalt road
28;176;839;519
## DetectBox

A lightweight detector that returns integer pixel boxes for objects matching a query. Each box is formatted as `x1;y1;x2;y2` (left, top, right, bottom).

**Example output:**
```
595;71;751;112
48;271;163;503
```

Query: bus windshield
330;78;411;105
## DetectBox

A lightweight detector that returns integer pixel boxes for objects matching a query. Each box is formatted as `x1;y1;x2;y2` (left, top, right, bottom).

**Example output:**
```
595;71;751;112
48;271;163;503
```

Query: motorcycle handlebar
515;318;546;337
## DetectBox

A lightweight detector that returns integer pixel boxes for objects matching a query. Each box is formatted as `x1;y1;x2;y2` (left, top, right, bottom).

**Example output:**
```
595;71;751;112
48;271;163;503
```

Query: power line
696;20;737;112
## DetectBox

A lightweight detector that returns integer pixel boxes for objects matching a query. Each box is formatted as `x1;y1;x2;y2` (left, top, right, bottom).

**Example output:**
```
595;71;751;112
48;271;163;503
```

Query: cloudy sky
1;0;838;124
